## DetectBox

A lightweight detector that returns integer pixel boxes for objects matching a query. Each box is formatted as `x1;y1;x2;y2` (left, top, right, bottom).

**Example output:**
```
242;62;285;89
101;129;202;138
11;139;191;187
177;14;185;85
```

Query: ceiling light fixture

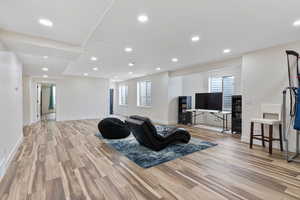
128;62;135;67
137;14;149;23
42;67;48;71
43;75;48;78
84;73;88;76
38;18;53;27
293;19;300;27
223;49;231;54
43;56;48;59
172;58;179;63
90;56;98;61
93;67;99;71
156;67;161;71
129;72;133;75
191;35;200;42
124;47;133;52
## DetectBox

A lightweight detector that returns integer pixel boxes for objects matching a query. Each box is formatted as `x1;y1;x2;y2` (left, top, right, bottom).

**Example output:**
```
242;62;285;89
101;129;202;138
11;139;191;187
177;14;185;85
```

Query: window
137;81;152;107
209;76;234;111
119;85;128;105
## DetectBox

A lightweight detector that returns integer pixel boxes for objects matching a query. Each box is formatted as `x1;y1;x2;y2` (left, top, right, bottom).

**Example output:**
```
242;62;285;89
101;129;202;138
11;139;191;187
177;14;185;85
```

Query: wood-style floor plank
1;119;300;200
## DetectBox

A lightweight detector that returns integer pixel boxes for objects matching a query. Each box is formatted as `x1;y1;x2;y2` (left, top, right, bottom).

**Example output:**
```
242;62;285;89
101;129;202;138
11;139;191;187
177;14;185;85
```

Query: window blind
137;81;152;106
209;76;234;111
119;85;128;105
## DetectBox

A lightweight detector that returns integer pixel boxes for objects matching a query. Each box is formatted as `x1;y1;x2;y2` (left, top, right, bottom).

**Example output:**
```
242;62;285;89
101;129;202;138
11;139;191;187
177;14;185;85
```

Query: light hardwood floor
1;119;300;200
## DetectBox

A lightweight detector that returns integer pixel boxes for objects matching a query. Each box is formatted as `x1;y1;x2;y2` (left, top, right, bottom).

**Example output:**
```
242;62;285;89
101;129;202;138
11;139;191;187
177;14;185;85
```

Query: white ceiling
1;0;300;81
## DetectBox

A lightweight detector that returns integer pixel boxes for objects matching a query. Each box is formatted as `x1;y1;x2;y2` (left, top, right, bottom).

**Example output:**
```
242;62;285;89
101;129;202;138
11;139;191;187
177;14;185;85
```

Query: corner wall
241;41;300;151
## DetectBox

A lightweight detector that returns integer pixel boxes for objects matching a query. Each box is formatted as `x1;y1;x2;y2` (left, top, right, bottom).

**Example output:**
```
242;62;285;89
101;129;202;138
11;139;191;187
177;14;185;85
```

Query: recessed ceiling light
124;47;133;52
293;19;300;27
38;18;53;27
128;62;135;67
84;73;88;76
43;56;48;59
223;49;231;54
90;56;98;61
156;67;161;71
43;75;48;78
42;67;48;71
137;14;149;23
93;67;99;71
172;58;179;62
191;35;200;42
129;72;133;75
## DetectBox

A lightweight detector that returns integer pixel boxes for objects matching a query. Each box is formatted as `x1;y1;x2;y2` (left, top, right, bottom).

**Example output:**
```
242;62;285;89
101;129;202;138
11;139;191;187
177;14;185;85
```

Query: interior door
109;89;114;115
37;83;42;121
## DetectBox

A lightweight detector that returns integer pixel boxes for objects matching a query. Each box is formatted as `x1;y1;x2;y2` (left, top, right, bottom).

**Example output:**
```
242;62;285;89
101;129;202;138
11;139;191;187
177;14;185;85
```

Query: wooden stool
249;104;283;154
249;120;283;154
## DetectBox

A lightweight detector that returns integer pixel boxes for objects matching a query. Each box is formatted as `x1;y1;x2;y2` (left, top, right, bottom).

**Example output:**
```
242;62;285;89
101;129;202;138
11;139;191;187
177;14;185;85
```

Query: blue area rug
95;133;217;168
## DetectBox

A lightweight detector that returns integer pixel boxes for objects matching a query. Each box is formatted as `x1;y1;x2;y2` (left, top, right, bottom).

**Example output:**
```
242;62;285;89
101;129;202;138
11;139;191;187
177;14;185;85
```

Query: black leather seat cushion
129;115;164;140
98;118;130;139
126;115;191;151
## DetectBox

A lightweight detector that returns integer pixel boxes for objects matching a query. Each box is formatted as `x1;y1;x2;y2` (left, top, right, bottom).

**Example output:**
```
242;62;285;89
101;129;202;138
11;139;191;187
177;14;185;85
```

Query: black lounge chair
125;115;191;151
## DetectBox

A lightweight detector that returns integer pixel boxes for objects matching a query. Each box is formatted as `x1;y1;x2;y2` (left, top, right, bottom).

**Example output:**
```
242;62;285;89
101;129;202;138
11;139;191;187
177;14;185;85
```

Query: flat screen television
195;92;223;111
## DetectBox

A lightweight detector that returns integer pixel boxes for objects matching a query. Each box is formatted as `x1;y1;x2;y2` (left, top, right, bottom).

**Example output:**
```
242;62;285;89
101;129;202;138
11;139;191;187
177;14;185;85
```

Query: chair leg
250;122;254;149
269;125;273;155
279;124;283;151
261;124;265;147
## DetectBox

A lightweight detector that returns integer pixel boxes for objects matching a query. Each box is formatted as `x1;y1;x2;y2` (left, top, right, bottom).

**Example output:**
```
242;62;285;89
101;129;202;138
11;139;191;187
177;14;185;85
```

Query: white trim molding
0;135;23;179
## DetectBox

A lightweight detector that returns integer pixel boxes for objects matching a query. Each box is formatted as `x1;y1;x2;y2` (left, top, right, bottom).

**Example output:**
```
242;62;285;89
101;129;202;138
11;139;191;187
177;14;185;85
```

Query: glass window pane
223;76;234;111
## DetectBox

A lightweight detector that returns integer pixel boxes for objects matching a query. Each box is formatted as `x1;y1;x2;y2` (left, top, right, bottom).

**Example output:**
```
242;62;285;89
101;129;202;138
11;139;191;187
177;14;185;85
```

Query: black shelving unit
231;95;242;134
178;96;192;124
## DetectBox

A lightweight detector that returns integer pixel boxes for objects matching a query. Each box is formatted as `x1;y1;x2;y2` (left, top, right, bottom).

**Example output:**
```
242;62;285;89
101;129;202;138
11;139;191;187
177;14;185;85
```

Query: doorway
37;83;56;121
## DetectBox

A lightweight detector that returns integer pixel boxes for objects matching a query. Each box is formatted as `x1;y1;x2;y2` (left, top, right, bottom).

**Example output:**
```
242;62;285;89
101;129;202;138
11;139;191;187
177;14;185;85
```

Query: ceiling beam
0;29;84;55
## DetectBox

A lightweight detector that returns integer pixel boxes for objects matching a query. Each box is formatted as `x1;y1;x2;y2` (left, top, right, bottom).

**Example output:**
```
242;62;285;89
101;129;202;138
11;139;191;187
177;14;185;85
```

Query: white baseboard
0;135;23;178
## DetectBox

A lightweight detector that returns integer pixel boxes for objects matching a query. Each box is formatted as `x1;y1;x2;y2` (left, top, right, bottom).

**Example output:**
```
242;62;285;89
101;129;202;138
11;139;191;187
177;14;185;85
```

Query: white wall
56;77;109;121
23;76;31;126
115;61;242;125
241;41;300;152
168;76;183;124
180;65;242;127
182;65;242;108
0;51;23;178
24;76;109;124
116;72;170;124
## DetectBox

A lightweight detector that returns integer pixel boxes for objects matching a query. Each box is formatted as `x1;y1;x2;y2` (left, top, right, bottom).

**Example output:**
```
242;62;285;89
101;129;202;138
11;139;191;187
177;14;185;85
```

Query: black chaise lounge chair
125;115;191;151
